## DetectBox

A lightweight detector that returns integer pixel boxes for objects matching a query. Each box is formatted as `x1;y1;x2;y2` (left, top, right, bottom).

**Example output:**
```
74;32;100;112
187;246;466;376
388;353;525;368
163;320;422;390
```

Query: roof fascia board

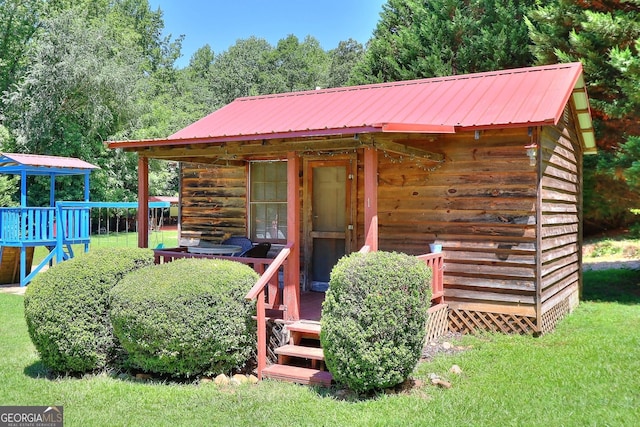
0;167;95;176
109;126;384;150
140;137;365;160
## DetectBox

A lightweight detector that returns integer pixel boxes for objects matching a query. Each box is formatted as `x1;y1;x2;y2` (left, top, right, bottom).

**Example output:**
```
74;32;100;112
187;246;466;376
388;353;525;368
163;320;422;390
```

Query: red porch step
275;344;324;361
260;320;333;386
286;320;321;337
261;364;333;387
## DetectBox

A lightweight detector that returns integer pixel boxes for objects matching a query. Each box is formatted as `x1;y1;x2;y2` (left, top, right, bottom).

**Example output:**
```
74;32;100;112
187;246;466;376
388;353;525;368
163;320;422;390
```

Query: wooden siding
180;162;247;242
365;129;539;319
538;107;582;332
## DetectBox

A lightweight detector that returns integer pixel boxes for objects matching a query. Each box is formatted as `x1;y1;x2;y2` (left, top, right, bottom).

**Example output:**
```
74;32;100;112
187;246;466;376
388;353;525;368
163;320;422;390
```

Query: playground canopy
0;152;99;175
0;152;99;207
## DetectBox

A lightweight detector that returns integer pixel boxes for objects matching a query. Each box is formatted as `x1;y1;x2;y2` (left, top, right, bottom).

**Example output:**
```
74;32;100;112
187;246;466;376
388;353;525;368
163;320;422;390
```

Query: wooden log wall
177;118;584;334
538;107;582;333
363;129;540;330
180;162;247;243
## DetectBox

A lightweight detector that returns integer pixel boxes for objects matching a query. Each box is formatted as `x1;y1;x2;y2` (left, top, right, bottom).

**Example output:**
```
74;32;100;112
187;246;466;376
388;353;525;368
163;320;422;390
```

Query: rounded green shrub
110;258;258;377
23;247;155;374
320;251;432;393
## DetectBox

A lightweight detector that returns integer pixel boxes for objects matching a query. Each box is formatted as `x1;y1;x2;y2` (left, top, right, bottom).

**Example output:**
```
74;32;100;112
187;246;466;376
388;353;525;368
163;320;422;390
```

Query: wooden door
303;159;354;290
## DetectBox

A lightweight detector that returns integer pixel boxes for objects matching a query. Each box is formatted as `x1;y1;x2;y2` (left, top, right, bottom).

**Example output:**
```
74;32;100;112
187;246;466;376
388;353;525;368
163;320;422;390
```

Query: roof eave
108;126;385;150
547;63;597;155
108;120;571;151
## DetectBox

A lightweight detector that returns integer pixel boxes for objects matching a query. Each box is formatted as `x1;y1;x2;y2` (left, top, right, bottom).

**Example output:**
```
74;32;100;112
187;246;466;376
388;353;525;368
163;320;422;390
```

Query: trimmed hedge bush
110;258;258;377
23;248;155;374
320;251;432;393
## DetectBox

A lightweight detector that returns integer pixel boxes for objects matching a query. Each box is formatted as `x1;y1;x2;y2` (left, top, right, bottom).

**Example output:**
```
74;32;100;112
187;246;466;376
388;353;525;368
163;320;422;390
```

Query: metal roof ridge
231;62;584;103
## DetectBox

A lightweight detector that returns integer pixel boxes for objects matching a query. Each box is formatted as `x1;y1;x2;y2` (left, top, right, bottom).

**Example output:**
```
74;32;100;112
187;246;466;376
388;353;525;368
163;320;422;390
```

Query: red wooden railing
417;252;445;304
244;243;293;379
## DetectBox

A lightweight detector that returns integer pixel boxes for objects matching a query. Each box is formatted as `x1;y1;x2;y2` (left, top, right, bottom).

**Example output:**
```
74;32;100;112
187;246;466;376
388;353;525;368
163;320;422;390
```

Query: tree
0;0;44;111
351;0;535;83
326;39;365;88
260;34;328;93
209;37;273;106
189;44;215;81
528;0;640;149
0;1;188;203
0;125;18;205
2;9;142;203
528;0;640;232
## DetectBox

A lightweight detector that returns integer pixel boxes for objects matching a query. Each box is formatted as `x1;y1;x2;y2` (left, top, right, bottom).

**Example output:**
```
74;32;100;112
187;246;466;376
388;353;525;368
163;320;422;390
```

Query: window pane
249;161;287;241
250;204;266;240
264;185;277;200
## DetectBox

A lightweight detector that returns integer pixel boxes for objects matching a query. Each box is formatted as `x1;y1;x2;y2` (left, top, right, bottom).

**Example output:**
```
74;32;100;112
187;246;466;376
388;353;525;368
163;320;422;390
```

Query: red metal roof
110;62;595;152
0;153;99;175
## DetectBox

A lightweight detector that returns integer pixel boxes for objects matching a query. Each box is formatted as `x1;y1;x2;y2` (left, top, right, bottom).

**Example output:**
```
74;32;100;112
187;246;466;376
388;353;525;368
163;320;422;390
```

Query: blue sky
148;1;386;67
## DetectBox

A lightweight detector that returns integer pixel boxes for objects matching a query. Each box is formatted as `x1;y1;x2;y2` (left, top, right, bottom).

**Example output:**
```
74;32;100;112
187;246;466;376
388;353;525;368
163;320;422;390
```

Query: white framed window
249;161;287;242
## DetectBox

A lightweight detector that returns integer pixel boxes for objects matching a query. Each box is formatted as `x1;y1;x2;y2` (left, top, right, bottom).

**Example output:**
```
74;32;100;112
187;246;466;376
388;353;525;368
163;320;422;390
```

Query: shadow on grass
583;268;640;304
24;360;51;379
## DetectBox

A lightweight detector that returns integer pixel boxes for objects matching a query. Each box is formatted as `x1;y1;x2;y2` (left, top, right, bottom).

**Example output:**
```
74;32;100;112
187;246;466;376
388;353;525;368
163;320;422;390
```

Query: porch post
285;152;300;321
20;170;28;287
364;147;379;251
83;172;91;253
50;174;56;206
20;170;27;207
84;172;90;202
137;155;149;248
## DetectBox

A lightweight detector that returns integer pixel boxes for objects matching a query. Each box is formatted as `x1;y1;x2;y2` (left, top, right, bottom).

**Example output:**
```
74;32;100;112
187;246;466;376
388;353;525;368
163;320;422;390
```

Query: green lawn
583;233;640;261
1;267;639;426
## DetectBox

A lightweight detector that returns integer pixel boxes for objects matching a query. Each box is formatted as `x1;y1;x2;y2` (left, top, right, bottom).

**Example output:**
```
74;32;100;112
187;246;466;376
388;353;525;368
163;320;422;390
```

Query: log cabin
109;62;595;343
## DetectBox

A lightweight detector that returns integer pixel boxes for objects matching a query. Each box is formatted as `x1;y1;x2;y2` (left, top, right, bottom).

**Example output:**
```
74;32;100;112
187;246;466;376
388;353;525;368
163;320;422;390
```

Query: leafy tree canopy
351;0;535;83
528;0;640;231
528;0;640;149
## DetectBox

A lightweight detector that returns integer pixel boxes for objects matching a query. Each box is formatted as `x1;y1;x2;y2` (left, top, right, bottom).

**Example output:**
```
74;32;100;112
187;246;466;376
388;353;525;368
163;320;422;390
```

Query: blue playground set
0;153;169;286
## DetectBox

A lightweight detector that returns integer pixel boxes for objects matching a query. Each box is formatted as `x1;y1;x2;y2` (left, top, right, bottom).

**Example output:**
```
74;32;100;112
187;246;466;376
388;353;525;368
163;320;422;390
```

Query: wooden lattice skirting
266;320;288;364
539;298;570;335
448;308;537;335
425;303;449;342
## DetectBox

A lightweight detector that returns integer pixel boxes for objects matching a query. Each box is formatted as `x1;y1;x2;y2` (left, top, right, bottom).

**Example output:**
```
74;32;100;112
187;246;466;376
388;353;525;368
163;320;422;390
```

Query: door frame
302;155;356;290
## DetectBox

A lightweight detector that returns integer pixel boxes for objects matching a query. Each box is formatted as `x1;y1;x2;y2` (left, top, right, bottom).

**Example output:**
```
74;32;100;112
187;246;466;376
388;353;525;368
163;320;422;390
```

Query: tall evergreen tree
528;0;640;149
528;0;640;231
351;0;535;83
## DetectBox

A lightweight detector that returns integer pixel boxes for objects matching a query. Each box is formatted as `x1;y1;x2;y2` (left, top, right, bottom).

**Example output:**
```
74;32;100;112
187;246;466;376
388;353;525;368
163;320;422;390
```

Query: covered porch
152;243;446;382
153;244;445;320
